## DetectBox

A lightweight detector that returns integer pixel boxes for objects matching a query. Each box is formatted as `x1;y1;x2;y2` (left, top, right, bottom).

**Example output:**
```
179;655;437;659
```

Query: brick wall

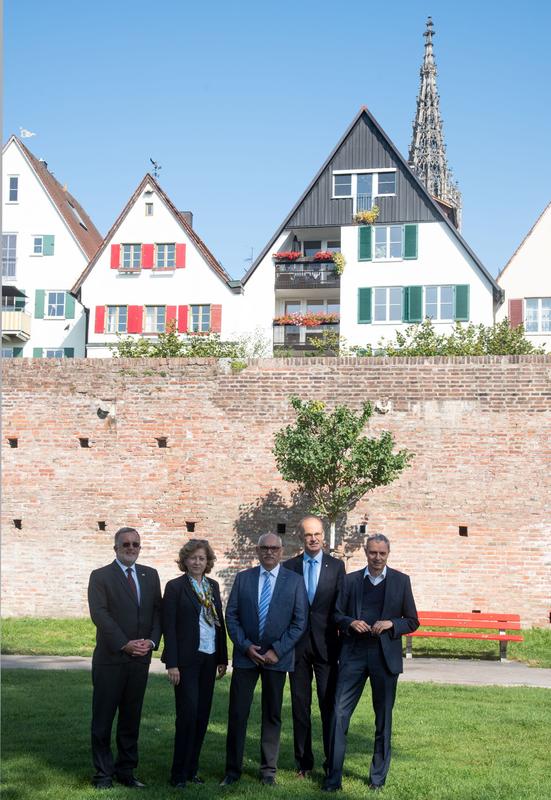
2;356;550;626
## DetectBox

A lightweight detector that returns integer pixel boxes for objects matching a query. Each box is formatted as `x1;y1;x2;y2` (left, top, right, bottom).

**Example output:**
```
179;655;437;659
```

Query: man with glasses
220;533;308;787
88;527;162;789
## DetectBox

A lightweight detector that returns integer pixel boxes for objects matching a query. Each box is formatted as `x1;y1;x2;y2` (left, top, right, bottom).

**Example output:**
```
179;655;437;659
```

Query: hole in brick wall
8;438;18;448
79;437;90;448
359;524;367;535
13;519;22;530
471;609;481;614
185;521;196;533
459;526;468;537
277;523;286;535
97;521;106;531
156;437;168;448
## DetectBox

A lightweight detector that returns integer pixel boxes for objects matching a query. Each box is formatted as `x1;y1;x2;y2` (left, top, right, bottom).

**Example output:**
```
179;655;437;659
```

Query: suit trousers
326;640;398;788
171;652;217;782
289;637;337;771
225;666;287;779
91;661;150;782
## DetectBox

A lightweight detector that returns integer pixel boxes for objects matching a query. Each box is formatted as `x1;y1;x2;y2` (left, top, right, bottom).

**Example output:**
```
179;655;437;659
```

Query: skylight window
67;199;88;230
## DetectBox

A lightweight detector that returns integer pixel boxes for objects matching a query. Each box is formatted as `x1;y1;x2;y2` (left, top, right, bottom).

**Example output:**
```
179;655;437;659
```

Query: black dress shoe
296;770;312;779
321;782;342;792
219;775;239;786
260;776;276;786
115;775;145;788
190;776;204;784
170;779;187;788
93;779;113;790
368;784;384;791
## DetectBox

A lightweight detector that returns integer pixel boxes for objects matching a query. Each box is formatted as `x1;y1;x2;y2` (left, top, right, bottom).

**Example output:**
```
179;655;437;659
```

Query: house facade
242;109;501;354
496;202;551;350
73;175;244;357
2;136;102;358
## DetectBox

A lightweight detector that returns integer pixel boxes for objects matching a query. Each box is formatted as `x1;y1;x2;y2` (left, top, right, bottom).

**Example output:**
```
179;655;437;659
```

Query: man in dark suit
323;534;418;792
283;516;345;778
220;533;308;787
88;527;162;789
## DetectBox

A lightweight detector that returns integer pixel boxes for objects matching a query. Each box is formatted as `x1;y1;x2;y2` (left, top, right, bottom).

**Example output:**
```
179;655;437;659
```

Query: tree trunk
329;519;336;553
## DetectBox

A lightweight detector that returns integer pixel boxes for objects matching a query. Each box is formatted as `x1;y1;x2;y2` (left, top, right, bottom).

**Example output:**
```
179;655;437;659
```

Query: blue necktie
307;558;317;604
258;572;272;638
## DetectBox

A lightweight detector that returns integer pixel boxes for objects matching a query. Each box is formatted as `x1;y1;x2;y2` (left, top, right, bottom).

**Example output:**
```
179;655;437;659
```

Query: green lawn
1;670;550;800
2;617;551;667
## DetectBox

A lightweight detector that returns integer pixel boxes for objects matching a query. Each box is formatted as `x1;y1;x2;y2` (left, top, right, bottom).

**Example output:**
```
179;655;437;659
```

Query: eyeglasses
119;542;141;549
259;546;282;553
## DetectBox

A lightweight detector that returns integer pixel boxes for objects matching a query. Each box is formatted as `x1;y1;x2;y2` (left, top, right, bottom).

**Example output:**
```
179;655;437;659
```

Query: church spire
409;17;462;228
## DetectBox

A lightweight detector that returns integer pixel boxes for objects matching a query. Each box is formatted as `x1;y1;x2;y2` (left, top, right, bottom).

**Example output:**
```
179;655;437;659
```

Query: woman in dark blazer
163;539;227;788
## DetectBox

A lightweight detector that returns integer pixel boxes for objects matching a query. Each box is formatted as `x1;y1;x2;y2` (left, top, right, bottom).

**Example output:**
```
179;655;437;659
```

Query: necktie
126;567;138;600
258;572;272;638
307;558;317;604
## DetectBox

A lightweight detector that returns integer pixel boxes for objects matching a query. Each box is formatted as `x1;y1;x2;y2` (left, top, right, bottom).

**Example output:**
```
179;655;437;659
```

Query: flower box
273;312;340;327
313;251;335;262
272;251;302;261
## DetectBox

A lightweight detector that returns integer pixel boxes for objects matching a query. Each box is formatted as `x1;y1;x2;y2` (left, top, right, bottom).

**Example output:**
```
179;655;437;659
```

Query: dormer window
332;169;396;213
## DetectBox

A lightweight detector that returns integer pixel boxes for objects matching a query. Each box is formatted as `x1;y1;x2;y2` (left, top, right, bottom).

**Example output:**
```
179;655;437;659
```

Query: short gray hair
296;515;324;537
114;527;139;546
365;533;390;550
258;533;283;547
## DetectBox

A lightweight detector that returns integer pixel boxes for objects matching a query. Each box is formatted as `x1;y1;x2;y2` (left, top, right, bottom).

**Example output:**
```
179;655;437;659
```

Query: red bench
405;611;523;662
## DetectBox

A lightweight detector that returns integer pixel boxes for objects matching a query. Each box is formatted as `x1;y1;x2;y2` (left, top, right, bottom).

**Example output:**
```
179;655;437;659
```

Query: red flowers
313;251;335;261
272;251;302;261
273;312;340;327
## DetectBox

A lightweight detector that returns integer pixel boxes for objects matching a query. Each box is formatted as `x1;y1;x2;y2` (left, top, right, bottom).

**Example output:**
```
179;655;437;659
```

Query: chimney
180;211;193;228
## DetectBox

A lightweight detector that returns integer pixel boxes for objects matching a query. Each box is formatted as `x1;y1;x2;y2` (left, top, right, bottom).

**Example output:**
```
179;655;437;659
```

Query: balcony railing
1;309;31;340
274;260;340;290
273;323;339;352
356;194;373;211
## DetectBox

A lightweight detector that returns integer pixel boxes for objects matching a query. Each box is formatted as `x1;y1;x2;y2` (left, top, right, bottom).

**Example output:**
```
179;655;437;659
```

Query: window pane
389;226;402;258
303;241;322;257
374;227;387;259
357;174;373;194
378;173;396;194
440;286;454;320
425;286;437;319
327;301;340;314
334;174;351;196
374;287;387;321
34;237;43;255
525;299;538;332
9;177;18;201
2;234;17;277
389;287;403;321
285;301;301;315
306;301;324;314
541;298;551;332
326;240;341;252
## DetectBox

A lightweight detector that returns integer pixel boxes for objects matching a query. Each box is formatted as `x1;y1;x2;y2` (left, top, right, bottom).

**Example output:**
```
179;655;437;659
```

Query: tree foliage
273;397;412;531
109;323;270;359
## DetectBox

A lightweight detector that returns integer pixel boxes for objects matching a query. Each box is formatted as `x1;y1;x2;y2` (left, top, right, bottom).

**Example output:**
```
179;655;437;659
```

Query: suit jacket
88;560;162;666
226;565;308;672
162;575;228;669
334;566;419;675
283;552;345;662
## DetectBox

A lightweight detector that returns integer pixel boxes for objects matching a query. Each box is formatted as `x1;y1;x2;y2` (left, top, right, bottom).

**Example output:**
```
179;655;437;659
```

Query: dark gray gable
287;112;440;228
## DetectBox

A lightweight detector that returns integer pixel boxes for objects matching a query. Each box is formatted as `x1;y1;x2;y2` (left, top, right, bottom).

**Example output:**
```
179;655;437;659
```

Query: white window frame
155;243;176;270
373;286;404;323
373;225;404;261
32;235;44;256
45;290;66;319
2;233;17;279
144;305;166;333
2;347;15;358
525;297;551;334
332;169;397;213
106;305;128;334
301;238;341;257
44;349;65;358
189;304;211;333
8;175;19;203
145;203;154;216
121;244;142;271
424;285;455;322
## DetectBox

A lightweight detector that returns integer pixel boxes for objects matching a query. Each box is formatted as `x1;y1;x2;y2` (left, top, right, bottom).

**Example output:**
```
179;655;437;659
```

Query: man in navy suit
283;516;345;778
88;527;162;790
220;533;308;786
323;534;418;792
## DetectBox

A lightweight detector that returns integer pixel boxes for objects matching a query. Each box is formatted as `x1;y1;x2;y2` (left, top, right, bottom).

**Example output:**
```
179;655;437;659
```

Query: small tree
273;396;412;551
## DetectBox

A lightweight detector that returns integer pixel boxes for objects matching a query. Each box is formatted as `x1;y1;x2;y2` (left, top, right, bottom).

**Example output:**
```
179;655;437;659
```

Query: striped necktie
258;572;272;638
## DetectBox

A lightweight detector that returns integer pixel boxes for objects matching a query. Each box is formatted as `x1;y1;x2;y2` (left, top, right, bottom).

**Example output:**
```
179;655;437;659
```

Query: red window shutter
210;304;222;333
127;306;143;333
177;305;188;333
142;244;154;269
508;298;523;328
176;243;186;268
94;306;106;333
166;305;177;330
110;244;120;269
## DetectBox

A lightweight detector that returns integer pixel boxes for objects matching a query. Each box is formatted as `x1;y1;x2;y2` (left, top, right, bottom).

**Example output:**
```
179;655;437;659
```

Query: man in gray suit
220;533;308;787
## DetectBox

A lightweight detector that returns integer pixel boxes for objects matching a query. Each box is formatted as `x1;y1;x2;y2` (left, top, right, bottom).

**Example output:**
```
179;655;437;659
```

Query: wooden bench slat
408;631;523;642
418;611;520;623
416;619;522;630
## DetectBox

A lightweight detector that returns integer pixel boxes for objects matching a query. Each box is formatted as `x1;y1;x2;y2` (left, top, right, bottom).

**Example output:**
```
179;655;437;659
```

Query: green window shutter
33;348;43;358
65;293;75;319
403;224;418;259
13;347;23;357
454;284;470;321
15;297;25;310
358;226;372;261
404;286;423;322
43;235;55;256
64;348;74;358
358;288;372;323
35;290;45;319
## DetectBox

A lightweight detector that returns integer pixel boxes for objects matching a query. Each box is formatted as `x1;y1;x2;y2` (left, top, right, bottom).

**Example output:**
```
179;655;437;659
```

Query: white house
241;108;502;353
496;201;551;350
73;174;244;357
2;136;102;358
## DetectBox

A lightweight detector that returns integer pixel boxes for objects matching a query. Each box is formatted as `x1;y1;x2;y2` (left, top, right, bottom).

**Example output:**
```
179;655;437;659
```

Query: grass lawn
1;670;550;800
2;618;551;668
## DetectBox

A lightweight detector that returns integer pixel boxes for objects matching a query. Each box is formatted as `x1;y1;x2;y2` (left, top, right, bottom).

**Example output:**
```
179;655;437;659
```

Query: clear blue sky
4;0;551;279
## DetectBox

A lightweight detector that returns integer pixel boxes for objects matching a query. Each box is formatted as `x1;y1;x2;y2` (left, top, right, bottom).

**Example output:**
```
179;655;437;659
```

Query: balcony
274;260;340;290
273;322;340;354
2;309;31;341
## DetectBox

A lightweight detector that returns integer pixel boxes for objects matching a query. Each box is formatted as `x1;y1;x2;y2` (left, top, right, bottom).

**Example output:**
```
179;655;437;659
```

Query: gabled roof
72;173;236;293
243;107;502;301
4;135;103;260
496;201;551;282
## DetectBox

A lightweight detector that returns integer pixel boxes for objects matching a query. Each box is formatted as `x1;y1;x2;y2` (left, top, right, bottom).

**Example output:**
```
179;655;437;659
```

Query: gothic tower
409;17;462;228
